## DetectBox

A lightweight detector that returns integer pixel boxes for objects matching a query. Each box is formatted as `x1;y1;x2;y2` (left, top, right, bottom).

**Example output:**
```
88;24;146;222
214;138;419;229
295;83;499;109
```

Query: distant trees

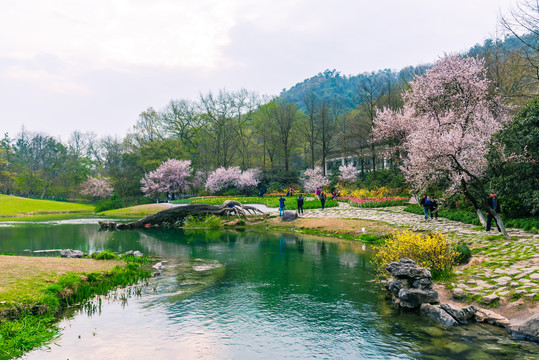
374;55;511;238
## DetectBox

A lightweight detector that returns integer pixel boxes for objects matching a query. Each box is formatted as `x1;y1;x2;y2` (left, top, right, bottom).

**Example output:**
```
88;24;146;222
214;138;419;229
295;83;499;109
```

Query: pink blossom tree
301;166;329;193
141;159;192;199
373;55;510;238
205;167;261;194
339;163;360;183
80;176;114;199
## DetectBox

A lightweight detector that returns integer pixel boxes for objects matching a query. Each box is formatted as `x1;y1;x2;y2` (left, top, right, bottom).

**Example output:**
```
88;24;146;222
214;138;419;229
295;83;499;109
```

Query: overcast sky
0;0;519;140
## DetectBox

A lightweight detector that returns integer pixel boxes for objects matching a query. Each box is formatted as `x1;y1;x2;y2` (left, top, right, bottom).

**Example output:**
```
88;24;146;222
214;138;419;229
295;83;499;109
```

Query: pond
0;220;537;359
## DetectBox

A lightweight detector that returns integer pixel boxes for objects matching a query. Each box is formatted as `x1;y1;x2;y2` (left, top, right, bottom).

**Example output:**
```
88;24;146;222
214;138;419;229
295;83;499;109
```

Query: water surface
0;221;537;359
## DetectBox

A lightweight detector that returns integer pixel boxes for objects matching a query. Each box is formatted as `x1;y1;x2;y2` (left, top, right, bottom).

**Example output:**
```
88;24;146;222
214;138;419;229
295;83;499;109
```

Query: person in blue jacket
279;195;286;216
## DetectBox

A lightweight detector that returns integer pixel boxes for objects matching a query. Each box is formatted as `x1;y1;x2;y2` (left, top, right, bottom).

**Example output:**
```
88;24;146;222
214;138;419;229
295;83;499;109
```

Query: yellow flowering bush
372;230;456;280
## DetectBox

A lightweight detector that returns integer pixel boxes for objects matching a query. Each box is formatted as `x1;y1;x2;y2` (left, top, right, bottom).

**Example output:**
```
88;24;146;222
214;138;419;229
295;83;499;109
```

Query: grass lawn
98;203;172;217
0;255;122;310
0;195;94;217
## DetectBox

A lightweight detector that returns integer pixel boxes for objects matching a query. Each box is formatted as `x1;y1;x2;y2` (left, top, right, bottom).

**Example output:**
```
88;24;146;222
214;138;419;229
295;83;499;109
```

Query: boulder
474;308;511;329
133;251;144;258
510;313;539;343
385;277;411;297
412;278;434;290
481;294;500;305
282;211;298;222
398;288;439;309
451;288;466;299
386;259;432;280
60;249;84;258
420;304;458;326
440;304;477;325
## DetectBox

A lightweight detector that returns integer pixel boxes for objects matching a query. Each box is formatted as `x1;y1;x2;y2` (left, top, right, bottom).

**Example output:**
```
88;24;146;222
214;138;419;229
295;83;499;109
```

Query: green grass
0;257;150;360
175;195;339;210
0;195;94;218
98;203;171;217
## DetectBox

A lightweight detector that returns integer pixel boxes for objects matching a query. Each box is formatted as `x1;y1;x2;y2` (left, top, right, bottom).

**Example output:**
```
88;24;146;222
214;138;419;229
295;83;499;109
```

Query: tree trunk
99;201;264;230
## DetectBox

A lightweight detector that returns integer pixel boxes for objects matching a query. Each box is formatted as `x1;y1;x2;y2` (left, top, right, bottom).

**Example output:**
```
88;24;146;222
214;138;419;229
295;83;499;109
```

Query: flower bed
337;196;408;208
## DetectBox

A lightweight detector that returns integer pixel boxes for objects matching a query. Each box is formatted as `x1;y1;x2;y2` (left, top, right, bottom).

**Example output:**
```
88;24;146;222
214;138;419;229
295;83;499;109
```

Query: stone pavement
296;202;539;305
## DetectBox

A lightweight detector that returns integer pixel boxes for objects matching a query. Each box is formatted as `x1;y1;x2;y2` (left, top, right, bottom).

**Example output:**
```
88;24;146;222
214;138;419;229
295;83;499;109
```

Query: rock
386;259;432;280
452;288;466;299
474;308;511;329
481;294;500;305
493;276;512;286
413;278;434;290
60;249;84;258
530;273;539;281
398;288;439;309
124;250;143;257
420;304;458;326
152;262;164;270
510;313;539;343
281;211;298;222
440;304;477;325
385;277;411;297
509;282;519;288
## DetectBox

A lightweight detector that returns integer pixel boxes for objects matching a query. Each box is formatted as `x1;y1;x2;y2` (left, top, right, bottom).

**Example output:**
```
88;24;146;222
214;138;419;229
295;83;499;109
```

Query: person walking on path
430;196;439;220
279;195;286;217
320;191;327;210
297;194;304;215
420;194;431;221
486;192;501;233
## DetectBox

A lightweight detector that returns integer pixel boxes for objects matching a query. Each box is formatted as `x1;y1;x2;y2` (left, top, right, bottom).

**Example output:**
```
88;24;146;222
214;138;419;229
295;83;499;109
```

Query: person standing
279;195;286;217
486;192;501;233
316;187;321;200
420;194;431;221
297;194;304;215
430;196;439;220
320;191;327;210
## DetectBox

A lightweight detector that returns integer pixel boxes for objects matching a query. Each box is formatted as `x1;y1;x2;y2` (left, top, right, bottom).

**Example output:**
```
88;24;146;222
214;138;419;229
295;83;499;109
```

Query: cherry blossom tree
373;55;510;238
141;159;192;199
205;167;261;193
301;166;329;193
80;175;114;199
339;163;360;183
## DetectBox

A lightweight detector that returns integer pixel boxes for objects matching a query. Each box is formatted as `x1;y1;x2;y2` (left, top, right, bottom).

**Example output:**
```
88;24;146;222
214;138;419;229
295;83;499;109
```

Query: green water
0;220;537;359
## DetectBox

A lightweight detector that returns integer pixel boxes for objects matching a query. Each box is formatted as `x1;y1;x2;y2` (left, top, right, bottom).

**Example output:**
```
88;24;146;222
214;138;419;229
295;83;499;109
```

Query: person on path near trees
297;194;304;215
320;191;327;210
430;196;438;220
486;192;501;233
420;194;431;221
279;195;286;216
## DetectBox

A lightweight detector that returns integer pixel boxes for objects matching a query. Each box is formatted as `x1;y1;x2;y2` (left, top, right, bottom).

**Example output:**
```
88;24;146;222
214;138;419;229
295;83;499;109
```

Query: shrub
94;194;123;212
184;215;222;228
90;250;119;260
453;244;471;264
372;230;456;280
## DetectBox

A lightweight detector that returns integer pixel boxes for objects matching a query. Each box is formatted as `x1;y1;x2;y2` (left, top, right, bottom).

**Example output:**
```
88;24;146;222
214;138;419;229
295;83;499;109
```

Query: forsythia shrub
372;230;456;280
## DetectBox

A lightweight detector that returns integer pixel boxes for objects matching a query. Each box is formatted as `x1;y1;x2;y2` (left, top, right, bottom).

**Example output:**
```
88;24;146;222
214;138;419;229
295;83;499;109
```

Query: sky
0;0;520;141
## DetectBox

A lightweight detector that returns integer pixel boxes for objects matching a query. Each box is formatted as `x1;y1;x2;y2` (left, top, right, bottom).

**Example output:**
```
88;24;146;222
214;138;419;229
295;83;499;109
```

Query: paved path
285;202;539;305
